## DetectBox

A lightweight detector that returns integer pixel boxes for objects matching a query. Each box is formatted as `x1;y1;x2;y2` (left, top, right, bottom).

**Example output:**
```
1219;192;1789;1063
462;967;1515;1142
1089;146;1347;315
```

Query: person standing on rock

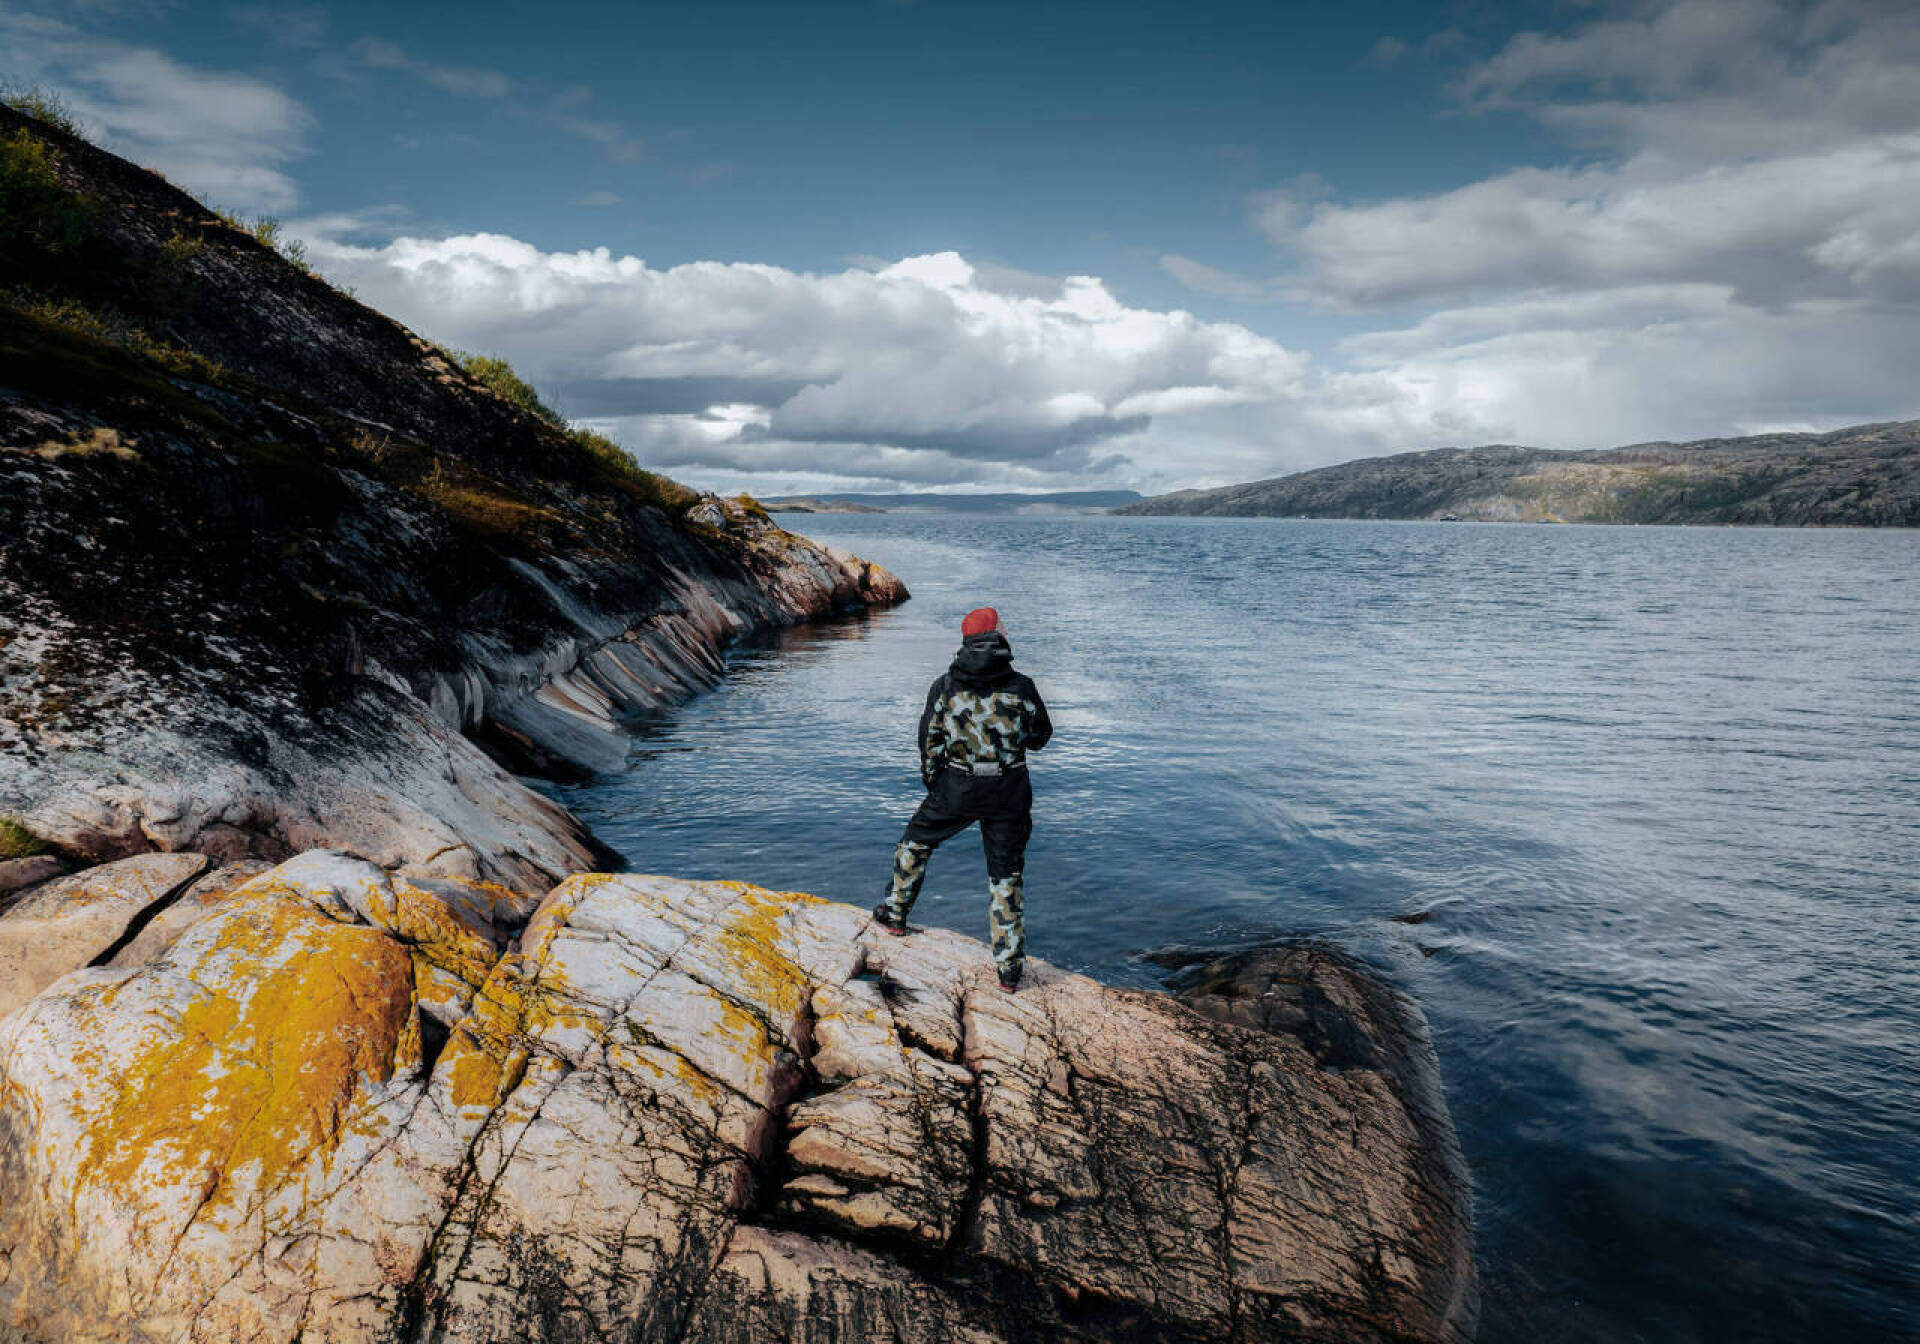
872;606;1052;991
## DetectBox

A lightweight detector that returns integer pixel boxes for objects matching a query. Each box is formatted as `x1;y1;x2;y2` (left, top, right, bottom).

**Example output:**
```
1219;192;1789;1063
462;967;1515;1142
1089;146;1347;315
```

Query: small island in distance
759;496;886;514
1117;420;1920;526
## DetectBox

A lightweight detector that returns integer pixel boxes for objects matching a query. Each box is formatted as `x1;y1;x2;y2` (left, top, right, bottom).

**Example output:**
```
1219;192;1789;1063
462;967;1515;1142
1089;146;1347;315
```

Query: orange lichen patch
76;892;418;1209
416;872;522;918
709;990;778;1055
614;1029;724;1111
441;1024;515;1113
385;875;503;992
434;875;819;1122
710;882;816;1027
432;889;601;1115
415;964;478;1015
434;968;552;1115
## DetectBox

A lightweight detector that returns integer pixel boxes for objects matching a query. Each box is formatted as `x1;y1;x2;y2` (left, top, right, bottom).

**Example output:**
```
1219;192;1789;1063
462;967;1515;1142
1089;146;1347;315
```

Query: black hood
949;630;1016;689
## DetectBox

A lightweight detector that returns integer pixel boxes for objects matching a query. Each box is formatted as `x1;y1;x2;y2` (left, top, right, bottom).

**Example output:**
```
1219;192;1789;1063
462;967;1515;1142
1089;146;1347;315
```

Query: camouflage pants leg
979;812;1033;977
884;839;936;919
987;872;1025;975
888;789;1034;974
885;800;973;921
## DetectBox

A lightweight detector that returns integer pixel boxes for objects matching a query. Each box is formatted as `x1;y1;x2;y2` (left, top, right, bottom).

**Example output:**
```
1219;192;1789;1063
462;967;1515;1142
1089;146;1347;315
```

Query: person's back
872;607;1051;990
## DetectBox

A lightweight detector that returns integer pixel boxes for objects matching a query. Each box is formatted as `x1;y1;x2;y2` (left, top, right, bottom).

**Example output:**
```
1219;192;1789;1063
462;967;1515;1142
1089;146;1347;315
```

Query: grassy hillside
0;100;901;882
1119;424;1920;526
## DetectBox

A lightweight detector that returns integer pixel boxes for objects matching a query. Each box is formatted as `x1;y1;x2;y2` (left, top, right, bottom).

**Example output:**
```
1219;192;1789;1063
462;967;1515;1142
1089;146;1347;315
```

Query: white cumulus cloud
1242;0;1920;459
0;8;311;213
297;228;1440;492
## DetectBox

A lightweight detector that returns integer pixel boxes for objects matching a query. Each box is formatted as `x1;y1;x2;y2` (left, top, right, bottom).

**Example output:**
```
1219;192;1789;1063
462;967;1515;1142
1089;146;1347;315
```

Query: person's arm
918;676;949;785
1024;679;1053;752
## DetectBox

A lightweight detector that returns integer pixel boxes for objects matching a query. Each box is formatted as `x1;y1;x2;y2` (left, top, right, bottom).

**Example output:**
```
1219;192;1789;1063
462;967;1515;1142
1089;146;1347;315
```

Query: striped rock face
0;852;1475;1344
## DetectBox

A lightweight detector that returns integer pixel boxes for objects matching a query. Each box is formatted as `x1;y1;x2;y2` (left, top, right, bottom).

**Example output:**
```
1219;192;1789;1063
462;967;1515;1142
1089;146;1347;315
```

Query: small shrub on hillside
425;480;566;543
16;295;222;380
149;229;204;310
0;85;80;136
214;210;313;273
0;128;91;265
157;229;203;273
572;427;698;514
454;351;566;427
411;349;699;520
349;428;400;466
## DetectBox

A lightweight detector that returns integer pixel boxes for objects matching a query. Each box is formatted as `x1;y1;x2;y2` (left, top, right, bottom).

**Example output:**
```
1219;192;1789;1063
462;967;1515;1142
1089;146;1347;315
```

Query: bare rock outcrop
0;853;1474;1343
0;851;208;1016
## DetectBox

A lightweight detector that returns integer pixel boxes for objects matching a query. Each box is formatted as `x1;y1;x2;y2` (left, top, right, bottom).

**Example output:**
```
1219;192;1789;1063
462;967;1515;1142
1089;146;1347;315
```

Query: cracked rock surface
0;851;209;1016
0;852;1475;1343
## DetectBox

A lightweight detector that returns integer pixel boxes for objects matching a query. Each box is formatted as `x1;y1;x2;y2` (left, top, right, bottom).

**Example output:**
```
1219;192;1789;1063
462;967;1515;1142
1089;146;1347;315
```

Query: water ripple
545;516;1920;1344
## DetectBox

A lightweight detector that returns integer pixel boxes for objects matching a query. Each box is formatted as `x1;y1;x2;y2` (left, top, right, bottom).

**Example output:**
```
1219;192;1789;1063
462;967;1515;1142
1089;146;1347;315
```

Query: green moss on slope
0;817;51;860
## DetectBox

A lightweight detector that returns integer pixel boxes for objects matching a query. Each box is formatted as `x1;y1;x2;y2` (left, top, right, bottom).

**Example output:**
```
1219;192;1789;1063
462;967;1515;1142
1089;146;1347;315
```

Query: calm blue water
543;516;1920;1343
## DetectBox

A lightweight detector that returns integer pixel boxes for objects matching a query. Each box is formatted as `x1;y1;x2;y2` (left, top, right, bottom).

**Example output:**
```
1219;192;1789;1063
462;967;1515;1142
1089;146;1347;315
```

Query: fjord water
546;516;1920;1343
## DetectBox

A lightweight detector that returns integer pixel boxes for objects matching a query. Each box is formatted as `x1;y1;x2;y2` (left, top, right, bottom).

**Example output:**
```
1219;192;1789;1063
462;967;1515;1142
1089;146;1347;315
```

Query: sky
5;0;1919;495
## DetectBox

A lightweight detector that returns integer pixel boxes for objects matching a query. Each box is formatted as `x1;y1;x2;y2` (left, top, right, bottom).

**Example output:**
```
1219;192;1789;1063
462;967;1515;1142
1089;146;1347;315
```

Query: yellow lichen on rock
76;888;418;1209
0;856;1474;1344
388;874;511;1007
430;875;602;1116
710;879;818;1028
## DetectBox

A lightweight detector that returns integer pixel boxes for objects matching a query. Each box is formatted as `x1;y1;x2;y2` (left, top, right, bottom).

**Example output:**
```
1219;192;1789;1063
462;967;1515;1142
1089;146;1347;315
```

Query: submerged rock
0;852;1474;1343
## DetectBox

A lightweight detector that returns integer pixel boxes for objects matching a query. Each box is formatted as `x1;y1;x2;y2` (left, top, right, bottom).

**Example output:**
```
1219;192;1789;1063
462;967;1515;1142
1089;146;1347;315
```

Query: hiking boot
997;963;1022;993
871;902;909;937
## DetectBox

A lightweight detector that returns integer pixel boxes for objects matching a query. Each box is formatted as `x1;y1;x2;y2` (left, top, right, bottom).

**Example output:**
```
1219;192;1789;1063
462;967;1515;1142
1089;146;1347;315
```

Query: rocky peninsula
0;103;902;894
1118;423;1920;526
0;104;1477;1342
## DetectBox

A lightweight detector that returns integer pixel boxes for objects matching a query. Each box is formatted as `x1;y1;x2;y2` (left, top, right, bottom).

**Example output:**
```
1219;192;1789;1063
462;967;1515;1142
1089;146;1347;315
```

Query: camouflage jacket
917;632;1053;781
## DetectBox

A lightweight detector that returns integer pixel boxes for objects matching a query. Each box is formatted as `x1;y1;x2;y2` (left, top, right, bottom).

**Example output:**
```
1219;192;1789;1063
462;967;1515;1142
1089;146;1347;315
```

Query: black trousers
900;775;1033;878
883;767;1033;971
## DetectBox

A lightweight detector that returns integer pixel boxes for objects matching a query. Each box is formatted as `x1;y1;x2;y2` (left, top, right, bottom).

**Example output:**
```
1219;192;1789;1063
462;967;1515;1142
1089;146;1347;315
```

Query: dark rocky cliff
0;104;904;892
1119;422;1920;525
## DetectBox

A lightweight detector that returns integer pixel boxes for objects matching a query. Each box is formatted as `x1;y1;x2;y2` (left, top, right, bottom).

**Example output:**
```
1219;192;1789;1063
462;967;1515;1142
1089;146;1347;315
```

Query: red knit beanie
960;607;1000;638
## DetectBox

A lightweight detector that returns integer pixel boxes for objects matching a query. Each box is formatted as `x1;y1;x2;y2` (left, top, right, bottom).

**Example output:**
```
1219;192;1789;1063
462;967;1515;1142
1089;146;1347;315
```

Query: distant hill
769;490;1143;515
760;496;884;514
1116;422;1920;527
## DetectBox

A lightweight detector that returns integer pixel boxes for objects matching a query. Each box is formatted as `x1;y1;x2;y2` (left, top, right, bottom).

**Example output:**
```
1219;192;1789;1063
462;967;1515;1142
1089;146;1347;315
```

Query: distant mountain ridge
758;496;884;514
1116;421;1920;527
769;489;1143;514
